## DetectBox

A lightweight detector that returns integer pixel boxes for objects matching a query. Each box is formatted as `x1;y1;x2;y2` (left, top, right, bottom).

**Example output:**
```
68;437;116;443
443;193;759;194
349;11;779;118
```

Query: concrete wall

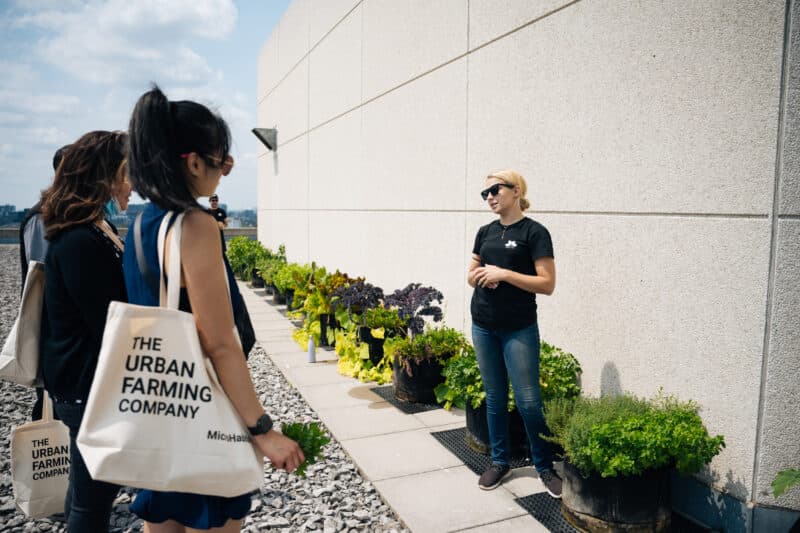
257;0;799;514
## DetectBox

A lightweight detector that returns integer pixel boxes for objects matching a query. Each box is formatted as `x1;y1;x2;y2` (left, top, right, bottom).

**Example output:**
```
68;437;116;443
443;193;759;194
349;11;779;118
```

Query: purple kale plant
385;283;444;337
332;280;384;323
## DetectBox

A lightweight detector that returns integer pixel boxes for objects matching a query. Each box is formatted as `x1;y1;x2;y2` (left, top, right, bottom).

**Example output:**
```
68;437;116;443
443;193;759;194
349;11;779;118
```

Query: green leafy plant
280;422;331;478
255;244;287;286
435;340;581;410
539;342;582;402
226;237;268;280
393;326;470;375
543;391;725;478
334;329;395;384
772;469;800;498
273;262;313;296
364;306;406;339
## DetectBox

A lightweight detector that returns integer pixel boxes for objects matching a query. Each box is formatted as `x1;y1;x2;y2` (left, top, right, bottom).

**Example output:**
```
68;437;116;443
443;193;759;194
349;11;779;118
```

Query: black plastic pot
250;271;264;288
285;289;295;310
273;289;286;305
367;338;385;365
319;316;330;347
392;356;445;404
465;402;530;458
561;461;671;532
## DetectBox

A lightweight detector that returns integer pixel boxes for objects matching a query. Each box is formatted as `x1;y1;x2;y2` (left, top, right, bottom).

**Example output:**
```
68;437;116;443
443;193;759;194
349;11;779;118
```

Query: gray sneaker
478;463;511;490
540;469;562;498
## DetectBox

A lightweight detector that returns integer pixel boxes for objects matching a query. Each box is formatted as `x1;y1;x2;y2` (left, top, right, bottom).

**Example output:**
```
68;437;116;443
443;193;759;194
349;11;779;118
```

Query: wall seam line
271;0;583;147
751;0;793;505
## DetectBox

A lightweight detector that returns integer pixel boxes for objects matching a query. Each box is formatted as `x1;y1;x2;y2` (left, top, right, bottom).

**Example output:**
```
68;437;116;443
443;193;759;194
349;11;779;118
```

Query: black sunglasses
480;183;515;200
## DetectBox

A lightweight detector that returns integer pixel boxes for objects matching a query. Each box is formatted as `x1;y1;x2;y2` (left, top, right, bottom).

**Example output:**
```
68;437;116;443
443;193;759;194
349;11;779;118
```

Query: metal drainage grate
429;427;531;476
514;493;579;533
370;385;442;414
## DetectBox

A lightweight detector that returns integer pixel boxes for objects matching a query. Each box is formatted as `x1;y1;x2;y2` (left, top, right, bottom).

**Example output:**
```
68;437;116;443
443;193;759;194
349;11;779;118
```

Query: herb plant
543;392;725;478
392;326;469;375
384;283;443;336
280;422;331;478
255;244;287;286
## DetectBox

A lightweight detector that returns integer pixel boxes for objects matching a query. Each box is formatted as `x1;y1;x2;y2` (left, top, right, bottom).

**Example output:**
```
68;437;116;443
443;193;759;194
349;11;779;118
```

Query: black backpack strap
134;211;159;298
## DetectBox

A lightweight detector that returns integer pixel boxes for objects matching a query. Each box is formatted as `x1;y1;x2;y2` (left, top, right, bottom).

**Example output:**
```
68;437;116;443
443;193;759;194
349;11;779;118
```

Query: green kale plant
280;422;331;478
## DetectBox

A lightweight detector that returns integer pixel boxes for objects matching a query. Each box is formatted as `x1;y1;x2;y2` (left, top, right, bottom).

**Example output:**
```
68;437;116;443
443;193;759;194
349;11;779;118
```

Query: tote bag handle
155;210;235;313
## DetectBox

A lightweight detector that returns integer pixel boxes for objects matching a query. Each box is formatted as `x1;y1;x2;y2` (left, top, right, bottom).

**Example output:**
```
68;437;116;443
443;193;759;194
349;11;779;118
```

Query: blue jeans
472;322;553;473
53;401;120;532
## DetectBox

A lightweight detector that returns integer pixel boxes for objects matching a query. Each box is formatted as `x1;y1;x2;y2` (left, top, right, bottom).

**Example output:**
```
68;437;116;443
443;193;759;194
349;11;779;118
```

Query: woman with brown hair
39;130;128;532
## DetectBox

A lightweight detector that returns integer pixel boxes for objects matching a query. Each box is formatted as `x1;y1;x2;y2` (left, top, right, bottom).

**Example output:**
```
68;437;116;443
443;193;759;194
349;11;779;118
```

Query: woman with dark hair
123;85;303;533
39;130;128;531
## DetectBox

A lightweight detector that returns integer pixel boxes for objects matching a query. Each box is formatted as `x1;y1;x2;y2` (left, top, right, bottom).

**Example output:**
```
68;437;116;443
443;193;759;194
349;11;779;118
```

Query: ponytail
128;84;231;212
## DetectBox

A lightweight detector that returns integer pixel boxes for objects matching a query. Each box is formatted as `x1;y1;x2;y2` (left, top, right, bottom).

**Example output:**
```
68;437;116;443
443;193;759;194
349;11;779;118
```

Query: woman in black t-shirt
467;169;562;497
39;131;128;531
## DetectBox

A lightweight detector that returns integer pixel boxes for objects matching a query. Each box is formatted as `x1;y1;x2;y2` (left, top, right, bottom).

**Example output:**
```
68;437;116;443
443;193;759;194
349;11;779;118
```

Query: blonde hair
487;169;529;210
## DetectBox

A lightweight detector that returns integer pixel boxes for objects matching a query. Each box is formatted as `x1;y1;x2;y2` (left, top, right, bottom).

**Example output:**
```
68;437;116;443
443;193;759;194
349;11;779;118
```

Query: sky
0;0;291;211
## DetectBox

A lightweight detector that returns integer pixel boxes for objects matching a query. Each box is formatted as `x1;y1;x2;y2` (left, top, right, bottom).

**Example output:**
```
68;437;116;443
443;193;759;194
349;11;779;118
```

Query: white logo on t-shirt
504;240;517;249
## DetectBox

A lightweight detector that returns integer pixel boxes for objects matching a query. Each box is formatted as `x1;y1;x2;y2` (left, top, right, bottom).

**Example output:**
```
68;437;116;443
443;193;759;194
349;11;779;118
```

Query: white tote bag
11;391;70;518
0;260;44;387
76;212;262;497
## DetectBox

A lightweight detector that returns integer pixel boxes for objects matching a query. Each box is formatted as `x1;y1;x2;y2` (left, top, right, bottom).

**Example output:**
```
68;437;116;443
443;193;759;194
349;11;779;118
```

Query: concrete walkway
239;283;552;533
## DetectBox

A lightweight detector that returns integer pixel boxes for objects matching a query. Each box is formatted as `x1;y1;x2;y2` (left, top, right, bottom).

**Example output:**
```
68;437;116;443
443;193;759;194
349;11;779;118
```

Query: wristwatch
247;413;274;436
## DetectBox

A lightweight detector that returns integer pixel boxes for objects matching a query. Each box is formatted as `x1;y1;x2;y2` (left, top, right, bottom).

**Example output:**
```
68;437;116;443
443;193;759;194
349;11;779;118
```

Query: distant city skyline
1;0;290;211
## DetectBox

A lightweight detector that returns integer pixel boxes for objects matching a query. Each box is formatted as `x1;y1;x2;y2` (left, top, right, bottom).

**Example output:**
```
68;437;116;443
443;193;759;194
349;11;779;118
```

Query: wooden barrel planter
392;356;445;404
465;402;530;458
561;461;671;532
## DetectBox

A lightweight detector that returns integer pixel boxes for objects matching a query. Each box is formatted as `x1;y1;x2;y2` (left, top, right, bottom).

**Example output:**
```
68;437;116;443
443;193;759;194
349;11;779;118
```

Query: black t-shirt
470;217;554;330
40;224;127;401
209;207;227;226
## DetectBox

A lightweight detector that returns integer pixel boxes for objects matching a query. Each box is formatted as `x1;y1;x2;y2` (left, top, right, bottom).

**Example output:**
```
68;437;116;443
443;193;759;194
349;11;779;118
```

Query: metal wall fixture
252;128;278;151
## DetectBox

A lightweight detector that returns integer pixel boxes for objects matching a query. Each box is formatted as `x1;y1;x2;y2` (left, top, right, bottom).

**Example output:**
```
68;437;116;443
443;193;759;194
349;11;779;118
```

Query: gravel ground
0;245;408;533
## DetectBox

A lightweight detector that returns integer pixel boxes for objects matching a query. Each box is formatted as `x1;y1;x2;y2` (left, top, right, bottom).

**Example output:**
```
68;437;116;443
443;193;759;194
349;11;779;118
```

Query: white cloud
15;0;237;86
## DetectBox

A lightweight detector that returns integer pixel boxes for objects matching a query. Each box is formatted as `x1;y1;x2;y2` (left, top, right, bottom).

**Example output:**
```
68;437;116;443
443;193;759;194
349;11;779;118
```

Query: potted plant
305;269;358;347
331;280;384;335
362;306;406;365
384;283;443;337
255;244;286;295
273;263;312;311
435;341;581;457
543;392;725;532
226;236;268;285
392;326;469;404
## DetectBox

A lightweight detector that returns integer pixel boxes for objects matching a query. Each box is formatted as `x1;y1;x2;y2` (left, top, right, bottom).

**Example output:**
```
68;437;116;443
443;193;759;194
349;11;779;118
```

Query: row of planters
228;237;727;532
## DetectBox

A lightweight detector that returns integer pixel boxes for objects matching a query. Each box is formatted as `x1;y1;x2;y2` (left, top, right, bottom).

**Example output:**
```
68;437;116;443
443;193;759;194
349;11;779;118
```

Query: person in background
124;85;302;533
467;169;562;498
208;193;228;230
39;130;128;531
19;144;71;286
18;143;71;422
207;193;228;251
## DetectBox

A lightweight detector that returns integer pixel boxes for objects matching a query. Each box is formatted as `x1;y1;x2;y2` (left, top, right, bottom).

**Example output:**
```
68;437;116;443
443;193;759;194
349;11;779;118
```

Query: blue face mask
104;198;122;217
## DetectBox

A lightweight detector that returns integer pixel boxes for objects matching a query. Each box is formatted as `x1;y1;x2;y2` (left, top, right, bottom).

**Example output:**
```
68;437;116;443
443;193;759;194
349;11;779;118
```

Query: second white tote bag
76;212;262;497
0;260;45;387
11;391;70;518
